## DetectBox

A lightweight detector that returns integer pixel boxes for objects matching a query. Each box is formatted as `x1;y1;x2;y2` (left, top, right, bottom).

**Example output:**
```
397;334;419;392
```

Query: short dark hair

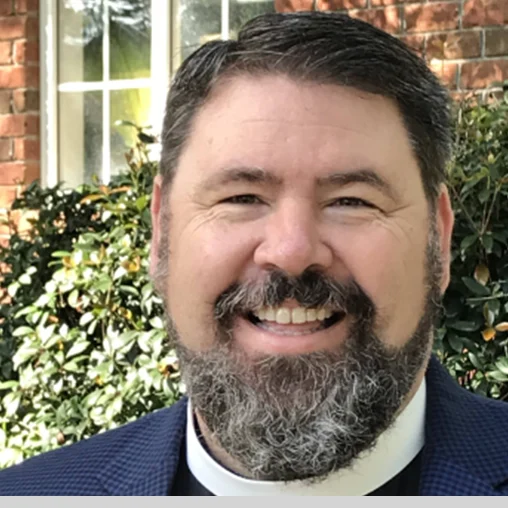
160;11;452;203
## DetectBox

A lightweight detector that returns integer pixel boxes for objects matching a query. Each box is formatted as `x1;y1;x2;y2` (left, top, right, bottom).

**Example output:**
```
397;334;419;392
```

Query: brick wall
275;0;508;100
0;0;39;245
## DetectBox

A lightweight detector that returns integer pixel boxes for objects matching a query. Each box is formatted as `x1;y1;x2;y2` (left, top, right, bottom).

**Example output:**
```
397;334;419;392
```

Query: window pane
58;0;103;83
59;92;103;186
229;0;275;39
110;0;151;80
110;88;151;175
177;0;221;63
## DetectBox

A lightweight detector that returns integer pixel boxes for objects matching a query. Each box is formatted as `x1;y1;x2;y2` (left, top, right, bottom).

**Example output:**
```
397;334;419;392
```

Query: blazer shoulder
0;398;187;496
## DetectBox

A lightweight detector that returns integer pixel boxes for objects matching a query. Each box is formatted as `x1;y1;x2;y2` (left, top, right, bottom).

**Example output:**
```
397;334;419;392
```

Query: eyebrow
317;169;399;201
198;167;283;193
198;166;398;201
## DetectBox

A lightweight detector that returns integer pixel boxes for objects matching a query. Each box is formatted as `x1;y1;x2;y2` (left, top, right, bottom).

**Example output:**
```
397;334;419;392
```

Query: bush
0;93;508;469
0;127;180;468
435;91;508;400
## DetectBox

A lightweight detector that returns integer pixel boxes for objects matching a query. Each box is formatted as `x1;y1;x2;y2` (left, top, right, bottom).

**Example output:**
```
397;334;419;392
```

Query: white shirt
185;378;426;496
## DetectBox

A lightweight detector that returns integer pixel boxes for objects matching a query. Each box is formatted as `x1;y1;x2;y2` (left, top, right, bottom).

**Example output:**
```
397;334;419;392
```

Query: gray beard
159;222;443;483
174;295;436;483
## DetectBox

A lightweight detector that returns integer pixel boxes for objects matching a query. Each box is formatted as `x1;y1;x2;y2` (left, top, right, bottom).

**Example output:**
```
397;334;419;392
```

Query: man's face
150;74;454;481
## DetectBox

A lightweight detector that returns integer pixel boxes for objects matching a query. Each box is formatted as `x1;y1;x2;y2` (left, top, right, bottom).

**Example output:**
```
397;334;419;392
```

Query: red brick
485;29;508;57
14;137;39;160
24;113;38;135
350;7;401;33
461;60;508;89
0;2;13;16
0;40;11;64
21;0;39;12
274;0;314;11
25;64;38;87
371;0;399;5
13;39;38;64
463;0;508;28
0;162;25;185
318;0;367;9
405;3;459;33
398;34;426;55
12;89;38;113
23;161;39;183
429;60;458;88
0;66;24;87
0;138;11;161
427;32;481;60
0;90;11;114
0;114;38;136
26;15;38;40
0;16;26;40
0;186;17;207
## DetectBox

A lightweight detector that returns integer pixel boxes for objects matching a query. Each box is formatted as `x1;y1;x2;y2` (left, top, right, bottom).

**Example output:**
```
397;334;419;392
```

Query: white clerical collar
185;378;426;496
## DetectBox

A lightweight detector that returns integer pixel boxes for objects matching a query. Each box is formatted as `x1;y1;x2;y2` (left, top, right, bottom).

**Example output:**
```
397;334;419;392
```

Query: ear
435;184;455;294
150;174;163;278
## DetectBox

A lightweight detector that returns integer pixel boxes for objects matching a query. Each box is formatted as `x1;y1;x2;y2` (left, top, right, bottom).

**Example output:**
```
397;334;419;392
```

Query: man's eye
330;197;373;208
222;195;262;205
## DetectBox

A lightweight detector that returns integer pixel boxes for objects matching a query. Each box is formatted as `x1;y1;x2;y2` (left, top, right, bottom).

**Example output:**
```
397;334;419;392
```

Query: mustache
214;268;376;323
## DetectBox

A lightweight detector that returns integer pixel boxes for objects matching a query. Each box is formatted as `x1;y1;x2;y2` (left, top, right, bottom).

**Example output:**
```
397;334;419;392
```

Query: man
0;11;507;496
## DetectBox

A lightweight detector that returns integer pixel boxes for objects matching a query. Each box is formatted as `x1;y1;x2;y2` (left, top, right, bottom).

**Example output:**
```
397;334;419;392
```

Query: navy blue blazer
0;355;507;495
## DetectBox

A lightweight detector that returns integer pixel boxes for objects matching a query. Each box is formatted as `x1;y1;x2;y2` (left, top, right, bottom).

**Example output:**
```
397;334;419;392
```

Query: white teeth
253;307;337;325
306;309;317;321
265;308;275;321
275;308;291;324
292;308;307;324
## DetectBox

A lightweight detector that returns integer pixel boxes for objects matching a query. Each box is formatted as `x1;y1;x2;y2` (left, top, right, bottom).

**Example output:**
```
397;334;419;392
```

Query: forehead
174;74;421;193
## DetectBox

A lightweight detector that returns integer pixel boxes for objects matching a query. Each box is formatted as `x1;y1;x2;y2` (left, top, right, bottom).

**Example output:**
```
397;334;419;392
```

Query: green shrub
435;91;508;400
0;93;507;469
0;127;180;468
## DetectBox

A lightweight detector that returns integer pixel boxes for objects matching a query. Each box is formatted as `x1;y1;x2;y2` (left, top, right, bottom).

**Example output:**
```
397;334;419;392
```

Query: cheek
165;220;258;343
335;222;428;346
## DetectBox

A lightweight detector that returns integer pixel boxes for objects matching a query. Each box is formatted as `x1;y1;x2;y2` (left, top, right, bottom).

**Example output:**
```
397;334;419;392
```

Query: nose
253;199;333;276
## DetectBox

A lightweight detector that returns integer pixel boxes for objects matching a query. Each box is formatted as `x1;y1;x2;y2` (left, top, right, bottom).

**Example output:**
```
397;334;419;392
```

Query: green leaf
487;371;508;383
449;321;481;332
68;289;79;308
66;340;90;358
495;357;508;376
79;312;95;326
460;234;479;252
462;277;490;296
3;391;22;417
447;335;464;353
0;381;19;391
483;235;494;253
12;326;34;337
149;316;164;330
95;274;113;292
18;273;31;285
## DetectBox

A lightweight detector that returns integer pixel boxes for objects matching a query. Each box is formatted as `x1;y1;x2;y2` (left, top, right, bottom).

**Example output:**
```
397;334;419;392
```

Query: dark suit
0;355;507;495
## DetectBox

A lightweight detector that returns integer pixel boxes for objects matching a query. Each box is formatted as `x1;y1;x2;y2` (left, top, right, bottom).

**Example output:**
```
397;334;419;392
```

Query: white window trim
40;0;172;188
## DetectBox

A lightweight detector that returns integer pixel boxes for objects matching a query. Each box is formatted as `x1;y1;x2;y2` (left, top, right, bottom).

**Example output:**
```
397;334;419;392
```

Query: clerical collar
185;379;426;496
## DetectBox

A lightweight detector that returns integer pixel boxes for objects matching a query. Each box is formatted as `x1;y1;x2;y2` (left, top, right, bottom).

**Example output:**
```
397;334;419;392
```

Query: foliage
0;126;180;468
435;90;508;400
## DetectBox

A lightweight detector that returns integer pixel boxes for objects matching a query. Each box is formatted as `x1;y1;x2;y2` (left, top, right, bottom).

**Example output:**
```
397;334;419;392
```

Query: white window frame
40;0;259;188
40;0;171;188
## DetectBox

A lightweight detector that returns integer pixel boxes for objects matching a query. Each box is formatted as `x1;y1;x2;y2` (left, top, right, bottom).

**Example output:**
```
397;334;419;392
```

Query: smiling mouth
245;307;347;336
